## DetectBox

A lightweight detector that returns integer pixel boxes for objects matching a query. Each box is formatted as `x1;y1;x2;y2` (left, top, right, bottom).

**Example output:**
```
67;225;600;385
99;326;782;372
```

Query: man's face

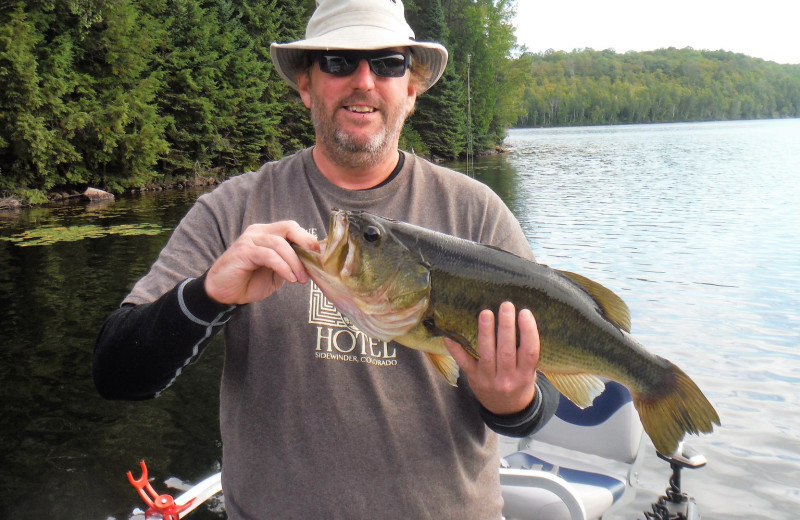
297;48;418;169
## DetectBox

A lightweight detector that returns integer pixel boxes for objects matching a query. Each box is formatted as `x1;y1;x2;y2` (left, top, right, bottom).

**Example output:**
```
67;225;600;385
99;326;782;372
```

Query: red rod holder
127;461;195;520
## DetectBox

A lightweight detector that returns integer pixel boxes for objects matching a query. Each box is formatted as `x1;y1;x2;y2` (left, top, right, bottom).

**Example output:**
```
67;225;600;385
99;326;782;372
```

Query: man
93;0;557;518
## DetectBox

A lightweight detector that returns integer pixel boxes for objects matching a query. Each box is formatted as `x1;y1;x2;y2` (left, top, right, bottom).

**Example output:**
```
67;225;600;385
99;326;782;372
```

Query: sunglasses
314;50;412;78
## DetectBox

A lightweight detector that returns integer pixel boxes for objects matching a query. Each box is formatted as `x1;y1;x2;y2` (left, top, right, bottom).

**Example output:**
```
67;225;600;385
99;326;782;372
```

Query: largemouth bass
292;209;720;454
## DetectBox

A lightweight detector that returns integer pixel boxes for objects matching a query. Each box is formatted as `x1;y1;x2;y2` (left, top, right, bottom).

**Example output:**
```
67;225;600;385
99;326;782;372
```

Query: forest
517;47;800;127
2;0;800;203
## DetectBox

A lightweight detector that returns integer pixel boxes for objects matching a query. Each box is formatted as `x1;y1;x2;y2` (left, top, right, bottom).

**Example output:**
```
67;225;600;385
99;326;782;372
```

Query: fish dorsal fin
425;352;460;387
541;371;606;409
558;270;631;332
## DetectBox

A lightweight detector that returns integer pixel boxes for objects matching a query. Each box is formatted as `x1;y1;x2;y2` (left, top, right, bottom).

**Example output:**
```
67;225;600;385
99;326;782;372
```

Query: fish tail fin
633;362;721;455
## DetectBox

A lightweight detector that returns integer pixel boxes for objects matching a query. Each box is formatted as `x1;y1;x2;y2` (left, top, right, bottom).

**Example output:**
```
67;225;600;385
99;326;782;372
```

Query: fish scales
410;231;665;384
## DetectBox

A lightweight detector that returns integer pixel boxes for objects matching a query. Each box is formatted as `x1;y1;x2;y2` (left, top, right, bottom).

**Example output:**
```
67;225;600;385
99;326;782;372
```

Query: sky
514;0;800;65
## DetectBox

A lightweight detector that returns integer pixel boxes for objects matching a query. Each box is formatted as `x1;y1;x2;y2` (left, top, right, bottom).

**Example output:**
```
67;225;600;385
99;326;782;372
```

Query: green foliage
78;0;169;190
0;0;167;194
0;0;313;199
398;125;429;157
233;0;316;159
442;0;522;150
0;5;78;192
405;0;467;160
517;48;800;127
3;0;798;201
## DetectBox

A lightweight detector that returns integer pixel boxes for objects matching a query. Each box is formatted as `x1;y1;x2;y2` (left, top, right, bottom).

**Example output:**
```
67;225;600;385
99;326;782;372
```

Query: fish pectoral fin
541;371;606;409
425;352;460;387
422;318;479;360
558;270;632;332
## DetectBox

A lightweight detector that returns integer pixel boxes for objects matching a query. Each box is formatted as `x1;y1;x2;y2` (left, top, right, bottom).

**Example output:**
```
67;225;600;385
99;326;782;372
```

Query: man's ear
405;81;418;117
297;71;312;109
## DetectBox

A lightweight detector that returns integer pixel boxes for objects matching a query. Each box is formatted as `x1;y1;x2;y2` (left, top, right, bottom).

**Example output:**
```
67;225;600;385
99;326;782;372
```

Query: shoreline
0;174;221;212
0;146;513;212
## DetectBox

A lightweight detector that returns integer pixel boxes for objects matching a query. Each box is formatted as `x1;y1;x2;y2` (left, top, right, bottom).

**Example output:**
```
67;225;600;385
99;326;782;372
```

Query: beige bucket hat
270;0;449;93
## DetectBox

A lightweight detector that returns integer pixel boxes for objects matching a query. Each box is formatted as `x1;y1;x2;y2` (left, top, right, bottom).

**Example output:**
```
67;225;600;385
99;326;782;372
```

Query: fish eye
363;226;381;243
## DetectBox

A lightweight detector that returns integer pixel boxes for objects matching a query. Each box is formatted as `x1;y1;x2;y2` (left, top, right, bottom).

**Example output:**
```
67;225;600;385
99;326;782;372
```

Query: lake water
1;119;799;519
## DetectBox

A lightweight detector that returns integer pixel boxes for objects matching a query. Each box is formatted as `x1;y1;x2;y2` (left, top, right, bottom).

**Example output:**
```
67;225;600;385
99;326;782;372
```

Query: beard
309;91;409;169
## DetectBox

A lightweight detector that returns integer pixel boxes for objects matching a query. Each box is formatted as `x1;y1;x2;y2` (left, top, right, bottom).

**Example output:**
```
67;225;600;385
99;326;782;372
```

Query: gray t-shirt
126;148;534;519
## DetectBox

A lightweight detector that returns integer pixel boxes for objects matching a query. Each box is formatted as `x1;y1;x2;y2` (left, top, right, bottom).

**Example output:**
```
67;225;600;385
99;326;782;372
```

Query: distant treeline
2;1;799;203
516;47;800;127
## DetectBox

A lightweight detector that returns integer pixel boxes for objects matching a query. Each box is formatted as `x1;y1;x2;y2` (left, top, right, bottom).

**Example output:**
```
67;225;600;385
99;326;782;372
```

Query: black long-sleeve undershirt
93;275;556;435
92;274;236;400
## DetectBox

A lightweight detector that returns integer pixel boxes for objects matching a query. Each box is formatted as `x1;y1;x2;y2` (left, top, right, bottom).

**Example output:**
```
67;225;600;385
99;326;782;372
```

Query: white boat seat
505;451;627;502
500;381;644;520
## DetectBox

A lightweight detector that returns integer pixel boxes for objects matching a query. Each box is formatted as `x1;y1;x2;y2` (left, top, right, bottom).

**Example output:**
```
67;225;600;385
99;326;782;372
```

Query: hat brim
270;30;448;93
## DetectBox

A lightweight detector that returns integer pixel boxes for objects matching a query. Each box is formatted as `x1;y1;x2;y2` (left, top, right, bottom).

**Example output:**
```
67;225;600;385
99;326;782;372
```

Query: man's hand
444;301;540;415
204;221;319;305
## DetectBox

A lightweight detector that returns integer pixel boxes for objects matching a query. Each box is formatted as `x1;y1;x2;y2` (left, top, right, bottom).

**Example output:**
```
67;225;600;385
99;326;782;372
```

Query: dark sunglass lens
369;54;407;77
319;54;358;75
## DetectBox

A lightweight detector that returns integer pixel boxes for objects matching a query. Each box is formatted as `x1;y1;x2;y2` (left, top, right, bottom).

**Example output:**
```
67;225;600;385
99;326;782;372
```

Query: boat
128;381;708;520
497;381;707;520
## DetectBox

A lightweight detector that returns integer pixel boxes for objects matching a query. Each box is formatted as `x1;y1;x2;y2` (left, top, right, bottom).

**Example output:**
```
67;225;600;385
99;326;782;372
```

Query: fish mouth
292;210;353;277
322;211;352;274
292;209;431;341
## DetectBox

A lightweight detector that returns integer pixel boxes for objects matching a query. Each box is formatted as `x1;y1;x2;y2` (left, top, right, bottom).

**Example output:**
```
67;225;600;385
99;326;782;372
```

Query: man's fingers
205;221;319;304
284;221;321;252
495;302;518;375
250;233;303;283
516;308;540;373
250;221;318;284
476;309;496;374
248;242;301;283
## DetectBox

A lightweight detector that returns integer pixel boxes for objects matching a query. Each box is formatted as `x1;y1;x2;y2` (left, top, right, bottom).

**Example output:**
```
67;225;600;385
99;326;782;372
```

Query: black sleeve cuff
480;375;559;437
178;272;238;326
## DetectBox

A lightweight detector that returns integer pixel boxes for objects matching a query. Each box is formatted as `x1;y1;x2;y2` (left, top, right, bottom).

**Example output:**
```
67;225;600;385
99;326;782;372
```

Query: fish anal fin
425;352;460;387
541;371;606;409
558;270;632;332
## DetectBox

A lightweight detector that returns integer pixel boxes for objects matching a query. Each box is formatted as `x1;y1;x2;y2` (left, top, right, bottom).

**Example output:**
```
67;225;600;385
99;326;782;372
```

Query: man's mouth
346;105;377;114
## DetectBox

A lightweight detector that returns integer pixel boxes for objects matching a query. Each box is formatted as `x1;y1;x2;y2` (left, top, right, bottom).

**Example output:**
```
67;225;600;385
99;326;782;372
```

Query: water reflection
0;189;224;520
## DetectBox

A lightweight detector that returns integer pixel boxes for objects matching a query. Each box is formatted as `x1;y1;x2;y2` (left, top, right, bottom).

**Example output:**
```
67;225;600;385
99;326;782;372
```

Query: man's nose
349;59;376;90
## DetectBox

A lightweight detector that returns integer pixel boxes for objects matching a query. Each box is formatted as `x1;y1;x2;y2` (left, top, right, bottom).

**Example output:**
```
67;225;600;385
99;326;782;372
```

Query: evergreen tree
0;5;63;200
405;0;467;160
208;0;272;173
442;0;520;151
150;0;226;175
76;0;168;190
234;0;315;160
1;1;167;199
